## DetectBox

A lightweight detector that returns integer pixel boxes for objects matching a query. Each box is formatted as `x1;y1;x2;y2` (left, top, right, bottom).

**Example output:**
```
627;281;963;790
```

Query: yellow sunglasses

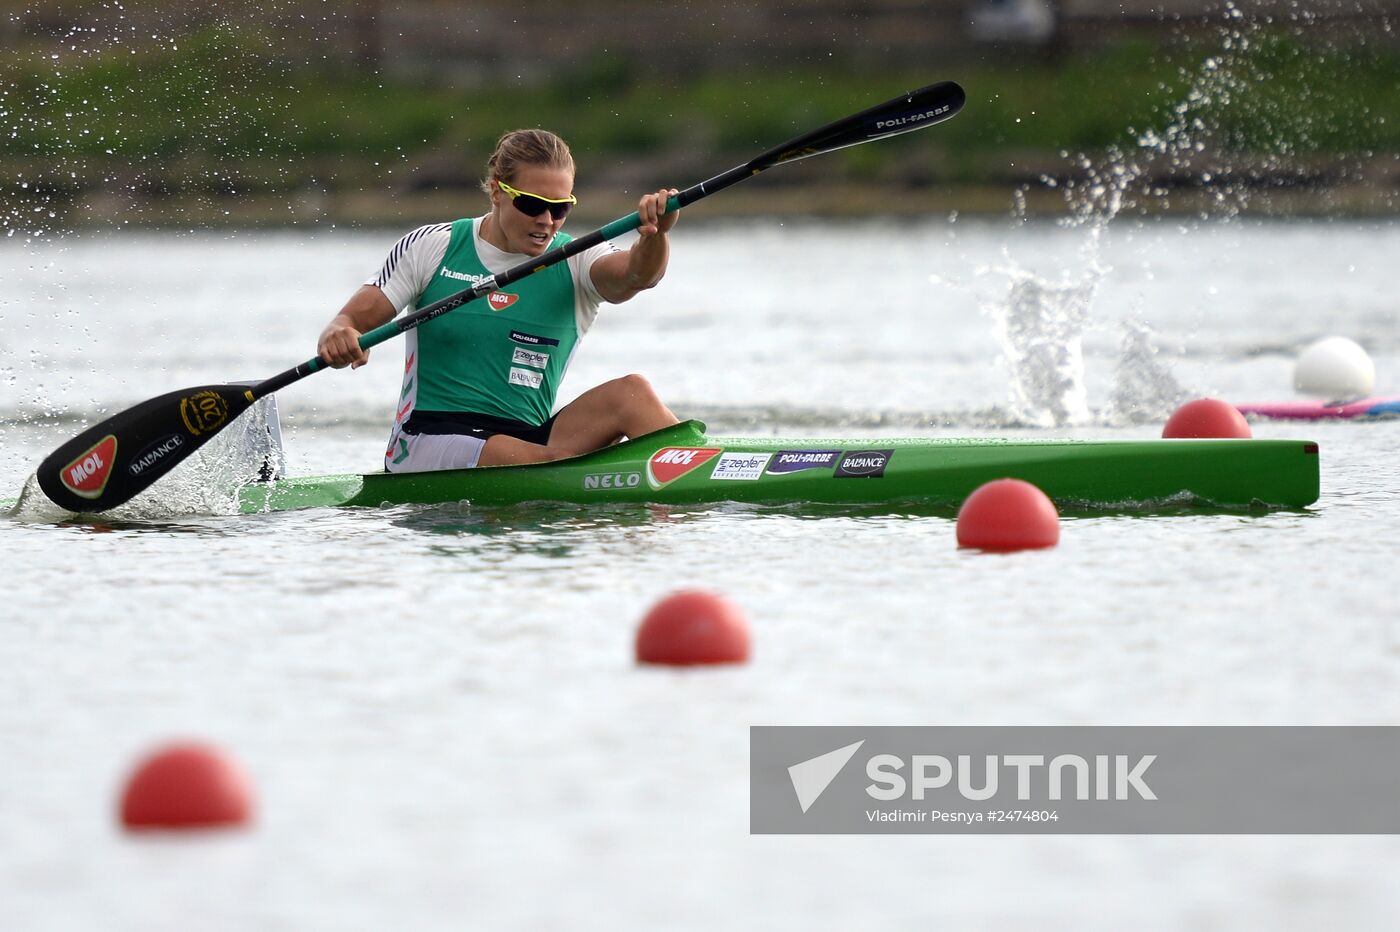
497;180;577;220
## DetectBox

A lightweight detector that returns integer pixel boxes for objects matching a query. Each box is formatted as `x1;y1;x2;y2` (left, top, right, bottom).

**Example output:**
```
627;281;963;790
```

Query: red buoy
119;742;254;830
956;478;1060;551
1162;398;1252;439
636;590;750;665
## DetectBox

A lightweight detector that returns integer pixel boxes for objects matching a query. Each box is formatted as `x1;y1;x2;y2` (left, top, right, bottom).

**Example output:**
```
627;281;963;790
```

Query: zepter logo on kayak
60;434;118;499
180;390;230;437
646;447;722;489
487;291;519;311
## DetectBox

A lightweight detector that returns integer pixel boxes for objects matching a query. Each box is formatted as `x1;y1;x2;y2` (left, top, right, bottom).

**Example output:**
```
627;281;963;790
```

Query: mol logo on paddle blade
60;434;118;499
647;447;721;489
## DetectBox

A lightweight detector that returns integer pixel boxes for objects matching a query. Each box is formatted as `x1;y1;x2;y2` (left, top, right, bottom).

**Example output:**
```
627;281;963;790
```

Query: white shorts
385;431;487;473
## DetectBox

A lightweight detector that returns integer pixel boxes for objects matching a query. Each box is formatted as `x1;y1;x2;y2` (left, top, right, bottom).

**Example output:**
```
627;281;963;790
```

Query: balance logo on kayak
128;433;185;478
835;449;894;478
488;291;519;311
180;390;229;437
583;471;642;491
767;450;842;475
710;452;772;481
61;434;118;499
647;447;721;488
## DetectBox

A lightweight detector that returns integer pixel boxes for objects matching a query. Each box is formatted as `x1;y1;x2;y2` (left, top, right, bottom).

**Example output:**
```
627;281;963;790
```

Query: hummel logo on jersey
440;268;489;284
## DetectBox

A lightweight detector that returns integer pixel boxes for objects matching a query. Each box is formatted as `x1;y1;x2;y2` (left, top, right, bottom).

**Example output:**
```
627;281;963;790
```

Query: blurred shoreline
5;8;1400;232
38;173;1400;232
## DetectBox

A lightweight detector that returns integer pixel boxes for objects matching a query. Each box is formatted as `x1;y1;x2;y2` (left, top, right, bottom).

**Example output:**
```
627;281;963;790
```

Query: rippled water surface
3;218;1399;929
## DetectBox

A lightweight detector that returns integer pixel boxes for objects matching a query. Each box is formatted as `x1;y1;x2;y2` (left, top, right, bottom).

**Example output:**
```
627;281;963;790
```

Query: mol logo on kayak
583;471;642;491
646;447;721;488
61;434;118;499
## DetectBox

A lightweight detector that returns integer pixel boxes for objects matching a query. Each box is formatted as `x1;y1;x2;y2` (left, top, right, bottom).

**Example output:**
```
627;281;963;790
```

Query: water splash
967;6;1343;428
979;268;1097;428
1109;320;1191;424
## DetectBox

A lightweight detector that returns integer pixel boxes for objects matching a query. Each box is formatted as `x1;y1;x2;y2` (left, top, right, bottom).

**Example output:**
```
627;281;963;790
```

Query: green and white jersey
366;217;618;431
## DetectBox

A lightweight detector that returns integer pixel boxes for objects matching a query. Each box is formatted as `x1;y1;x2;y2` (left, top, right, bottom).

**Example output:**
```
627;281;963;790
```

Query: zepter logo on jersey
646;447;722;489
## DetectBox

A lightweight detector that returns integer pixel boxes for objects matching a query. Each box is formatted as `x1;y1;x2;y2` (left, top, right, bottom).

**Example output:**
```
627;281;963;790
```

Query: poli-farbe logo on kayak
61;434;118;499
767;450;842;475
647;447;721;488
835;449;894;478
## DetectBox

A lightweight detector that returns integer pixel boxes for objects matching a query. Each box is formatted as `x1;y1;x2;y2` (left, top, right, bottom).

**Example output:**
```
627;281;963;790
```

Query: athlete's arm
591;188;679;304
318;223;450;369
318;286;396;369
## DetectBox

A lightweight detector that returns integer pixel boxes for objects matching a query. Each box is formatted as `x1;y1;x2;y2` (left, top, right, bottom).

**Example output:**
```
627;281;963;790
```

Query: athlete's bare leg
477;374;678;466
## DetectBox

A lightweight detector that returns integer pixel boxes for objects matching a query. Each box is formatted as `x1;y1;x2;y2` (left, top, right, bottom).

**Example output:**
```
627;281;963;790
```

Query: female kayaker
316;128;680;471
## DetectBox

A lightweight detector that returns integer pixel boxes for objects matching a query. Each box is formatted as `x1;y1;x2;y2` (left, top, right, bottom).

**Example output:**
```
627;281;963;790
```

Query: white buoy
1294;336;1375;399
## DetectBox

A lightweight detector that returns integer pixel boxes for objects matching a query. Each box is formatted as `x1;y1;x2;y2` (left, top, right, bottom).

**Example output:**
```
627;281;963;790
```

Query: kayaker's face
490;166;573;256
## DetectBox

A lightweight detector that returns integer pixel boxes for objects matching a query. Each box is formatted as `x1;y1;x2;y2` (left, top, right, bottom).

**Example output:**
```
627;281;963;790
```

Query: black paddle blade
35;384;257;513
754;81;966;169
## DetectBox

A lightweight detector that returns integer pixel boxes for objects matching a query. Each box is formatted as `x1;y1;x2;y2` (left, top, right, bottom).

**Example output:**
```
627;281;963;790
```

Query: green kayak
237;420;1319;514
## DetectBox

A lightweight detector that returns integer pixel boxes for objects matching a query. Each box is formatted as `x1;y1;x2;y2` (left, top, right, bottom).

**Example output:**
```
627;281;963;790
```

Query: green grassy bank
3;28;1398;226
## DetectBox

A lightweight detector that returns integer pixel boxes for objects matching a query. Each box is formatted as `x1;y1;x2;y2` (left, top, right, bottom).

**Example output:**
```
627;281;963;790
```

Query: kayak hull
237;420;1320;514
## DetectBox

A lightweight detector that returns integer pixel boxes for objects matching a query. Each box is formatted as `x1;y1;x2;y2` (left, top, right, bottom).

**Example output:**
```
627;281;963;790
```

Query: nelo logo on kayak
583;471;642;491
835;449;894;478
647;447;721;488
488;291;519;311
61;434;118;499
180;390;229;437
128;433;185;477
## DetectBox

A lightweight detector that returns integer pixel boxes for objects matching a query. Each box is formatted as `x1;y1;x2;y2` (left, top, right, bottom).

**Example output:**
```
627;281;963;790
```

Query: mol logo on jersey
487;291;519;311
646;447;721;489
